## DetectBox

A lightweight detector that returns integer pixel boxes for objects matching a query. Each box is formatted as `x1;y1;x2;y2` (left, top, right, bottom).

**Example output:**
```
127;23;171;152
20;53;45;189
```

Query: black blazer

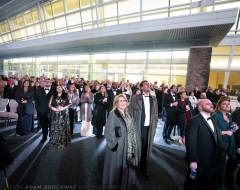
232;109;240;148
107;89;121;113
206;91;213;101
163;93;178;118
35;87;54;116
3;85;17;99
185;113;222;168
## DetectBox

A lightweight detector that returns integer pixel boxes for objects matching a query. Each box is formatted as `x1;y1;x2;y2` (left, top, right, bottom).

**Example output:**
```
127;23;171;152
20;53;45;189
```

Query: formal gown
49;95;72;148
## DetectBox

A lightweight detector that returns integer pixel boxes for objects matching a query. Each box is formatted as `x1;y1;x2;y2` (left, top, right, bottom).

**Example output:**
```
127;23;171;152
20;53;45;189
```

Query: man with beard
184;99;222;190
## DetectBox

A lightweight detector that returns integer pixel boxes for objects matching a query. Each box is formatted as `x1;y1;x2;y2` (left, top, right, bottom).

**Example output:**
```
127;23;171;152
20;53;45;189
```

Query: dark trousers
225;156;240;185
184;162;218;190
162;115;177;139
69;108;75;135
38;113;51;139
140;126;149;172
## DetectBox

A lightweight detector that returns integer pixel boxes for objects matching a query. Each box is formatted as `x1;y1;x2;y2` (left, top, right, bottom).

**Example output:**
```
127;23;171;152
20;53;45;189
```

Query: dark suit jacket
107;89;121;113
206;91;213;101
185;113;222;168
163;93;178;118
3;85;17;99
232;109;240;148
35;87;54;116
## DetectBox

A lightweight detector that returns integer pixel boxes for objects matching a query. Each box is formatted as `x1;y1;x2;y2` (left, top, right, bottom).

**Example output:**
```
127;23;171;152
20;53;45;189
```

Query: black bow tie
45;89;49;91
113;90;117;91
143;94;149;97
207;117;212;120
172;94;175;97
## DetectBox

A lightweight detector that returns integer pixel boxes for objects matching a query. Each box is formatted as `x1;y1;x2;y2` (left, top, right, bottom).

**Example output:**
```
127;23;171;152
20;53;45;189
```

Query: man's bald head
197;99;214;114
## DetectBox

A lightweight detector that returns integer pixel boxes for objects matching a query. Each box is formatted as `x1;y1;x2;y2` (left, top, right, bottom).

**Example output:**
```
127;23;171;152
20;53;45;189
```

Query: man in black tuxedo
3;78;18;112
35;80;54;143
162;85;178;144
206;86;213;101
184;99;222;190
224;97;240;189
107;82;121;116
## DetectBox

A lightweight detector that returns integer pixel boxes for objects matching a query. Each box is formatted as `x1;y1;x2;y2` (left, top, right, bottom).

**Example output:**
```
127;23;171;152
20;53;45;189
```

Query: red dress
181;101;191;123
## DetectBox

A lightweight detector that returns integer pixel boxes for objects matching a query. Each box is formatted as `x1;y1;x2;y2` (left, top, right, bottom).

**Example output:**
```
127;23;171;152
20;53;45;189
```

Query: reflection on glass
208;71;225;89
118;0;140;15
148;52;171;63
172;51;189;63
212;46;231;54
52;0;64;16
210;56;229;68
231;56;240;68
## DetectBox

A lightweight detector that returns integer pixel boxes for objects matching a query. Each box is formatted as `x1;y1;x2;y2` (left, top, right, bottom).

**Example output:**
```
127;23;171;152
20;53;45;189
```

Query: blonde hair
110;94;128;113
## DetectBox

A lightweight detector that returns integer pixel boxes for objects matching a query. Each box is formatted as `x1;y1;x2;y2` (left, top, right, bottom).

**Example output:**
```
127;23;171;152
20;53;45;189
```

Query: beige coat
0;80;6;98
128;93;158;160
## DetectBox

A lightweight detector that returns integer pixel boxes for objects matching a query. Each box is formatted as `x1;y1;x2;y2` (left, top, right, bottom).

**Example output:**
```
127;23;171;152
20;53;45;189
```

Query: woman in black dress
15;80;34;136
48;85;72;148
94;85;110;139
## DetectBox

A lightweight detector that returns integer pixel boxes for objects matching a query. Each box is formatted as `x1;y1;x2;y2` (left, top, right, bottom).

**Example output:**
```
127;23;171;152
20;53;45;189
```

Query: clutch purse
115;127;121;137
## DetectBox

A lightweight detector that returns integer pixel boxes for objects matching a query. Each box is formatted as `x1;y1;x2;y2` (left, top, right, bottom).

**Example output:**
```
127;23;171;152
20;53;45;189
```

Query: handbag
115;127;121;137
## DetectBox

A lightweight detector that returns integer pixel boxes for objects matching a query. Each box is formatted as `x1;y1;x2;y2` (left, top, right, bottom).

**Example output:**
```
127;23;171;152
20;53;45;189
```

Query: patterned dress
49;95;72;148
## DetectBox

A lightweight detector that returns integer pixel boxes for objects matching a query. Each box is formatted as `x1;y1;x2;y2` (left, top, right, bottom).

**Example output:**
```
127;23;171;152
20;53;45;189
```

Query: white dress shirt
200;112;214;132
44;87;51;94
142;94;150;126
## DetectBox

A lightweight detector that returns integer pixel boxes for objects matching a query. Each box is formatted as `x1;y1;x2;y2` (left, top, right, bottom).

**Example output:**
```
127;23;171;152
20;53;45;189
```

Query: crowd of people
1;74;240;189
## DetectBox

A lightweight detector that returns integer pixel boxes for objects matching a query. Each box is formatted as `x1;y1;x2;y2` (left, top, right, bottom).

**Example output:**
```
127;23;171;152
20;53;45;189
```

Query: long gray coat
102;109;136;190
128;93;158;160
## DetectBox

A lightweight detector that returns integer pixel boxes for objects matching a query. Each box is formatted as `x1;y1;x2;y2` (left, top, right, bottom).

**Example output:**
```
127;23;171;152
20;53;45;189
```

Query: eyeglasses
118;100;127;103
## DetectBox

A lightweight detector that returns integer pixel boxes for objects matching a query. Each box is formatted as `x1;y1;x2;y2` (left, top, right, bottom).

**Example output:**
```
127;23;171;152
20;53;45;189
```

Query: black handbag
115;127;121;137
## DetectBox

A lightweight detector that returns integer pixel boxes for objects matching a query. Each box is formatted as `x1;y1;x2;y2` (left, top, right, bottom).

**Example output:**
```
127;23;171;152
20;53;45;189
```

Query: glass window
108;64;124;73
92;8;97;21
210;56;229;69
108;53;125;64
69;55;80;64
172;51;189;63
2;35;8;42
31;8;39;23
11;18;18;30
93;64;107;72
7;34;12;41
228;72;240;96
102;3;117;19
126;64;146;74
191;7;200;14
148;52;172;64
212;46;231;54
26;26;36;36
170;9;190;17
170;75;186;86
67;13;81;26
231;56;240;69
81;10;92;23
127;52;147;64
105;20;118;26
214;2;240;11
44;20;55;32
142;12;168;21
66;0;80;12
234;46;240;54
171;64;187;75
24;11;33;25
208;71;225;89
170;0;190;6
34;24;41;34
92;72;107;81
54;16;66;29
4;22;10;32
119;17;140;24
0;23;6;33
0;36;3;44
118;0;140;16
93;54;107;63
17;15;24;28
44;2;53;19
52;0;64;16
142;0;168;11
148;64;170;75
19;29;27;39
203;6;213;12
14;31;21;39
80;0;91;9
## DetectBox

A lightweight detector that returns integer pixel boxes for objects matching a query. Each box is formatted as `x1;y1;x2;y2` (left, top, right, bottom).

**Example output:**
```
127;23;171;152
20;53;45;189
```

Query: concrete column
185;46;212;92
0;60;3;74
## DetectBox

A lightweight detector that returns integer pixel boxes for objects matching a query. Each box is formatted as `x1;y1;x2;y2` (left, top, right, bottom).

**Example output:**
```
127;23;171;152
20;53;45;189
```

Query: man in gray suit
128;80;158;180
